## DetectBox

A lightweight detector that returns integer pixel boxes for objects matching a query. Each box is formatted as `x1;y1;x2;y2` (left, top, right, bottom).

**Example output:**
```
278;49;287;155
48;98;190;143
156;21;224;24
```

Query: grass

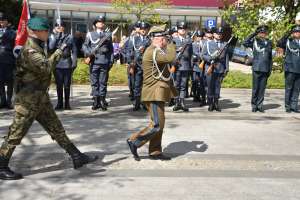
223;71;285;89
73;60;285;89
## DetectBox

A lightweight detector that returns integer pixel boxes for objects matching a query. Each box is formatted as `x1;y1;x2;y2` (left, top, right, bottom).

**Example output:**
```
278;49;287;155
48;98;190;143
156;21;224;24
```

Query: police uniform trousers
0;92;72;159
206;72;223;100
285;72;300;111
193;70;206;100
127;66;134;97
54;68;72;104
251;71;269;109
129;101;165;156
0;64;14;106
90;64;109;97
133;65;143;98
175;70;189;99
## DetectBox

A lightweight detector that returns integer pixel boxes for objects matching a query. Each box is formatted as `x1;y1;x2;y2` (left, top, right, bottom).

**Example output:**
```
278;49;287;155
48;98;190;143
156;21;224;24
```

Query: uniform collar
28;37;45;51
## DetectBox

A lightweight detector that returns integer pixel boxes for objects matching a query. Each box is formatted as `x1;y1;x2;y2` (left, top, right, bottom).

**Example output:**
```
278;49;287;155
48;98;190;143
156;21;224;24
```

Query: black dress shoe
0;167;23;180
149;154;171;161
55;104;64;110
126;139;140;161
252;108;257;112
208;104;214;112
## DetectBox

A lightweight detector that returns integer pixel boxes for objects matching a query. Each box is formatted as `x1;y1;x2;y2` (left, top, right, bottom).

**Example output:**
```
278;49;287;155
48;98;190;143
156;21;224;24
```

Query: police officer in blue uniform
0;13;16;109
243;25;273;112
82;16;114;111
127;21;151;111
192;30;206;106
277;25;300;113
125;22;141;101
202;27;229;112
49;19;77;110
172;21;193;112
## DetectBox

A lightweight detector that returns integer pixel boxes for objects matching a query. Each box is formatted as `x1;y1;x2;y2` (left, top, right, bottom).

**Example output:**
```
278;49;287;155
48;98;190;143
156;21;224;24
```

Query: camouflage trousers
129;101;165;156
0;95;72;159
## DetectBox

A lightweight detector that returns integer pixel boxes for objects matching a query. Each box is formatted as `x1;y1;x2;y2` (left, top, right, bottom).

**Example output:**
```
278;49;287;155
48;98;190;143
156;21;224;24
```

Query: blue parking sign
206;19;216;28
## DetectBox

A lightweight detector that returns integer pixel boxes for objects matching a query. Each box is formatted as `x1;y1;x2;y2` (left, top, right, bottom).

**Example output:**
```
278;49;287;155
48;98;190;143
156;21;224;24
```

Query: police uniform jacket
82;31;114;65
243;36;273;73
201;39;229;74
127;35;151;67
141;43;177;102
0;26;16;64
192;40;204;72
173;36;193;71
48;32;77;69
278;37;300;74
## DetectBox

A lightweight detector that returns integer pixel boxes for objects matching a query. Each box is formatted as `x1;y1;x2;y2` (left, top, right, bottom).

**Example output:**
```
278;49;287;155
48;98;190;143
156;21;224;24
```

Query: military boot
173;98;182;111
168;98;175;107
199;96;206;107
91;97;99;110
214;97;221;112
100;96;107;111
55;86;64;110
133;96;141;111
64;87;71;110
0;156;23;180
65;143;98;169
180;98;189;112
208;98;214;112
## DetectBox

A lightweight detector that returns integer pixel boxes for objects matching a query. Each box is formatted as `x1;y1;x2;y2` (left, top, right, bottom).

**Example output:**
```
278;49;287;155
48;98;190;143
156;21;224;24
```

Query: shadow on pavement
263;103;281;111
163;141;208;158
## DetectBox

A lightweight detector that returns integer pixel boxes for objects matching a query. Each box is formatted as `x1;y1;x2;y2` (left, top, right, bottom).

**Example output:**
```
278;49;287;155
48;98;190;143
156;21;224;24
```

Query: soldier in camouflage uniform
0;17;98;180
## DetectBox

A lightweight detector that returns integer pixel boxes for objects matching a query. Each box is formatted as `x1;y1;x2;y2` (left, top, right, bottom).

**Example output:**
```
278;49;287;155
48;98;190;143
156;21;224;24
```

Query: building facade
30;0;233;36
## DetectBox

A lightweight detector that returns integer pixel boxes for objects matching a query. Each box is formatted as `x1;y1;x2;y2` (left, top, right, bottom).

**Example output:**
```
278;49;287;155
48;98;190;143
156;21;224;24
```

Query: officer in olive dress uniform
172;21;193;112
243;25;273;112
201;27;229;112
277;25;300;113
127;25;176;161
192;30;206;106
82;16;114;111
0;12;16;109
0;18;98;180
127;21;151;111
49;19;77;110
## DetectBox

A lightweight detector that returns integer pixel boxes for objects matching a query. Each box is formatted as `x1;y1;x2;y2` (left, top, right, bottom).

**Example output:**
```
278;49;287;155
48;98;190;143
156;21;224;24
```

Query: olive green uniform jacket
141;43;177;102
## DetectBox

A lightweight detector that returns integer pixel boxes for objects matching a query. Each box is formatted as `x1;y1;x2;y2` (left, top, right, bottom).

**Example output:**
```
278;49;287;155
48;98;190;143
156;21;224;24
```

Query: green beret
27;17;49;31
148;24;168;37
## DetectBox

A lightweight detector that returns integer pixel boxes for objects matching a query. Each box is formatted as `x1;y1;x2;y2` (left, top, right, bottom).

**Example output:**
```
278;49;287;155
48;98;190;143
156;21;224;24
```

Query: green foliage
0;0;22;27
73;61;285;89
111;0;171;23
221;0;299;72
72;60;128;85
222;71;284;89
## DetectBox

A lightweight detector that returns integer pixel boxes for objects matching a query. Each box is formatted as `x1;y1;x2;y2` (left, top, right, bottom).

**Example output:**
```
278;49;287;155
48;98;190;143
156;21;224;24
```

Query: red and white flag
14;0;31;57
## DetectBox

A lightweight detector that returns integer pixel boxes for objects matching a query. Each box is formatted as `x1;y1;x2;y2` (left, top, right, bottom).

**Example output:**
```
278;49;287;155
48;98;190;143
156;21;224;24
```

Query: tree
0;0;22;27
111;0;171;24
222;0;299;71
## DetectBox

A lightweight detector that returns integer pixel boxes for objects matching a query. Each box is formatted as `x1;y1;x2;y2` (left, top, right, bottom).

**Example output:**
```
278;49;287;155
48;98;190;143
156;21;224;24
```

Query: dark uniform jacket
0;26;16;64
127;35;151;67
141;43;177;102
48;32;77;69
201;39;229;74
243;36;273;73
173;36;193;71
192;40;204;72
82;30;114;65
277;36;300;74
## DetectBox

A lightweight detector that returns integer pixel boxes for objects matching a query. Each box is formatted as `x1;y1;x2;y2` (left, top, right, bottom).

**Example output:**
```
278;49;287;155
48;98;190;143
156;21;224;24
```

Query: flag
14;0;31;57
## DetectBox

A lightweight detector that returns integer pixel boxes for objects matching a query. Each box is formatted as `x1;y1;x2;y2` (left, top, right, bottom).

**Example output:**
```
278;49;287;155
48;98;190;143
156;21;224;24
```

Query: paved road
0;86;299;200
